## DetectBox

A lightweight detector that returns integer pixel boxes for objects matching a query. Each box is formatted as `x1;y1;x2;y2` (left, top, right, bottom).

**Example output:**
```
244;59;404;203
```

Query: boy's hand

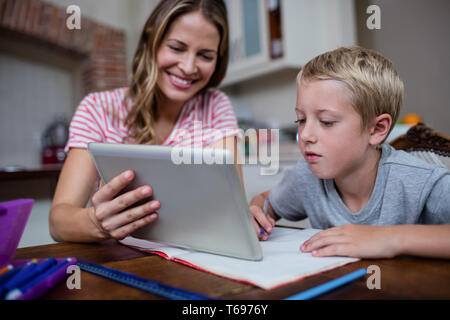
249;203;276;241
300;224;399;259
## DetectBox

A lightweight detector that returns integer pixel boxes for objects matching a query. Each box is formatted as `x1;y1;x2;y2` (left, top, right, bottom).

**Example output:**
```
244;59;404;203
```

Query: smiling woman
156;11;220;109
49;0;242;243
126;0;231;145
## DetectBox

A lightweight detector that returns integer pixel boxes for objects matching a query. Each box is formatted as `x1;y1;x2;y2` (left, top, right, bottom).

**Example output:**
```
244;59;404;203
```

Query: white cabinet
221;0;357;87
224;0;269;72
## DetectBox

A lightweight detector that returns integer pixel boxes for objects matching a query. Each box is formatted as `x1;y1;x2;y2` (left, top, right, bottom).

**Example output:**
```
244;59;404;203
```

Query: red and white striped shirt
65;87;241;152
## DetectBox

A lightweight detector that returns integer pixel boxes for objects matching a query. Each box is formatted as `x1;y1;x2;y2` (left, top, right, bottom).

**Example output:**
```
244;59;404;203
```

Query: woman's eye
295;119;306;125
200;54;214;61
169;45;183;52
321;120;335;127
199;53;215;61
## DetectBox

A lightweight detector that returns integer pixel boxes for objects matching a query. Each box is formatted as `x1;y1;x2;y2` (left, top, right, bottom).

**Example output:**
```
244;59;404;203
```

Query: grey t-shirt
270;144;450;229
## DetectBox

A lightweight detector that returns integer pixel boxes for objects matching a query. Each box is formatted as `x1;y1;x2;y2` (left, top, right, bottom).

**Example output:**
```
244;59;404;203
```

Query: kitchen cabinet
221;0;357;87
224;0;269;73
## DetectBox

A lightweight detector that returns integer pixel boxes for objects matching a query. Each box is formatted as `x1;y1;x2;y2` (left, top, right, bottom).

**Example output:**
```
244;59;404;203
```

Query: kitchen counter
0;164;62;181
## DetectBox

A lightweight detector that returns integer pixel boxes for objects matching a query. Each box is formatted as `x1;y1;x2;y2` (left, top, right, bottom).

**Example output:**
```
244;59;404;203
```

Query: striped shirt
65;87;241;152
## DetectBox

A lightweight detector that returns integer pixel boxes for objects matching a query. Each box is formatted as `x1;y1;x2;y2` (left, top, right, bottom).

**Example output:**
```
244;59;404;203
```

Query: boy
250;46;450;259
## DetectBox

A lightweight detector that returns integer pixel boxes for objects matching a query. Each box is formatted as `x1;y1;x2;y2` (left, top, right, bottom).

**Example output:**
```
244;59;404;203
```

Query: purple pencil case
0;199;34;267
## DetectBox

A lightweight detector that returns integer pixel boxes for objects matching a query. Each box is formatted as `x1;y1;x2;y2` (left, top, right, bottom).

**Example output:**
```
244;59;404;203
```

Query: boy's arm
301;224;450;259
394;224;450;259
249;191;280;221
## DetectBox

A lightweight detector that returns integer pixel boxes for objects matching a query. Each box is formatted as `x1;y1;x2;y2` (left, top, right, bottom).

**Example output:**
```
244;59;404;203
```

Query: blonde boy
250;46;450;259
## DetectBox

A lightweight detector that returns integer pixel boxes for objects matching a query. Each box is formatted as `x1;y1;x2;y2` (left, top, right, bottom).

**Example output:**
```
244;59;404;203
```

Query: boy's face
295;79;372;180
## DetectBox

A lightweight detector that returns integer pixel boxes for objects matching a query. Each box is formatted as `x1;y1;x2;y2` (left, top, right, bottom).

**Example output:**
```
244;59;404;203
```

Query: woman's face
156;11;220;106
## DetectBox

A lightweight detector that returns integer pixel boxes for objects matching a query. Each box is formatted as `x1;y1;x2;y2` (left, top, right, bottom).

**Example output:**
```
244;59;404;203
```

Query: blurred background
0;0;449;247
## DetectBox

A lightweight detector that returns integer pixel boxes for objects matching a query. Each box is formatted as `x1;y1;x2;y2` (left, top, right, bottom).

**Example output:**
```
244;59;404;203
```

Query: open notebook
120;227;359;290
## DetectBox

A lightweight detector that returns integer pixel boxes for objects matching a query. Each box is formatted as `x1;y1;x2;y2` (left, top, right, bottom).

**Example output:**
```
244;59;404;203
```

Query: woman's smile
166;72;196;89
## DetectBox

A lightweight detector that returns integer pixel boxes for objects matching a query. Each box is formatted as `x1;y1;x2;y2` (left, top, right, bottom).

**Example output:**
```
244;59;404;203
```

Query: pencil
260;196;269;235
284;268;367;300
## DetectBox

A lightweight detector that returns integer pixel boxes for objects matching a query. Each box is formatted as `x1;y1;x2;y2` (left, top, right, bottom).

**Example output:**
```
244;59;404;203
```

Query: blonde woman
50;0;241;242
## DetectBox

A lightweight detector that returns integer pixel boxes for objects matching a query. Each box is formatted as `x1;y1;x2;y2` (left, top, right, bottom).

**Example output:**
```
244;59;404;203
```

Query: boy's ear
369;114;392;146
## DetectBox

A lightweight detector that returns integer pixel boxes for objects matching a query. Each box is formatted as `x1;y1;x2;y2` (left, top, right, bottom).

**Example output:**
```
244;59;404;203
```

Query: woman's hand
300;224;400;259
89;170;160;240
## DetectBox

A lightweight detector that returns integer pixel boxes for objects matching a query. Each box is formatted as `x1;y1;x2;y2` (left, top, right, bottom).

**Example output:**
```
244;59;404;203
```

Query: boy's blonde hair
297;46;404;136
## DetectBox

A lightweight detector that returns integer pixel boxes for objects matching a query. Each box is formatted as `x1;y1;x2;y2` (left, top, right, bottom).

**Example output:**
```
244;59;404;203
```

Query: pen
5;258;75;300
260;196;269;235
0;264;13;276
0;266;23;287
3;258;56;298
0;259;38;295
2;258;56;293
284;268;367;300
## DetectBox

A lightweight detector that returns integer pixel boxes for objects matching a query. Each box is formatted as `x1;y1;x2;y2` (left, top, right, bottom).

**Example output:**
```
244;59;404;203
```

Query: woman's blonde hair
297;46;404;135
124;0;229;145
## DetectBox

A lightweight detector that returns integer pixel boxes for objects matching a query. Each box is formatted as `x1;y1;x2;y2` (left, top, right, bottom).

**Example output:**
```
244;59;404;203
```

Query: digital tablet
88;143;262;261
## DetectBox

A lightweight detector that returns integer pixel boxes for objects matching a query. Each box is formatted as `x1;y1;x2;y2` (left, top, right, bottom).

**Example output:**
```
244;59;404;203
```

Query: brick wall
0;0;128;95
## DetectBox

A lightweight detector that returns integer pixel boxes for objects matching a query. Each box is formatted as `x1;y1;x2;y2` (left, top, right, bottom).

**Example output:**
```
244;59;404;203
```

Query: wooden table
13;236;450;301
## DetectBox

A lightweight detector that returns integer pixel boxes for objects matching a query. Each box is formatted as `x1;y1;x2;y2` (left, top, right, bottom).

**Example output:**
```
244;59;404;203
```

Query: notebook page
121;228;359;290
175;228;359;289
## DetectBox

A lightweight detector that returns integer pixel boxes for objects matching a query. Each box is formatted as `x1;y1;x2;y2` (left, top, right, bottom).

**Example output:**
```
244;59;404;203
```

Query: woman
49;0;241;242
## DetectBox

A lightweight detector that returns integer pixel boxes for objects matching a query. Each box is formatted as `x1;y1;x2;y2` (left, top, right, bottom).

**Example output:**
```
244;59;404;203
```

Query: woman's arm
49;149;104;242
49;148;160;242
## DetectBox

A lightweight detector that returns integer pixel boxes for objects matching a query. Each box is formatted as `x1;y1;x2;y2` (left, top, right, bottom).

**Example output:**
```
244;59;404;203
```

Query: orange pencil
0;264;13;275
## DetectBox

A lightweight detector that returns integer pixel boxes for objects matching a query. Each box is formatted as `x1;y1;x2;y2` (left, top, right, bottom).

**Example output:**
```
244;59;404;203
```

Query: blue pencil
260;196;269;235
284;268;367;300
